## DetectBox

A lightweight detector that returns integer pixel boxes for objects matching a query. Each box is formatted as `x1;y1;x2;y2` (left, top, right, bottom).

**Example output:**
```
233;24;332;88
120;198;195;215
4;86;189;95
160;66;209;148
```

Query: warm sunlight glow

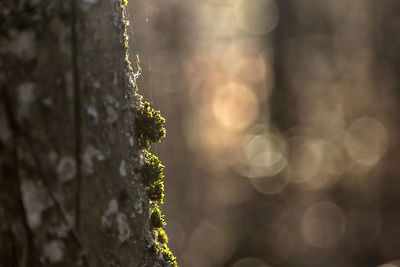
212;83;259;131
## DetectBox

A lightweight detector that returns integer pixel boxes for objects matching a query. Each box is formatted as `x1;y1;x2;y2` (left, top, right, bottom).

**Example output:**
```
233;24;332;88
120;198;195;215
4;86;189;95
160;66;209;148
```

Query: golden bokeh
127;0;400;265
211;83;259;131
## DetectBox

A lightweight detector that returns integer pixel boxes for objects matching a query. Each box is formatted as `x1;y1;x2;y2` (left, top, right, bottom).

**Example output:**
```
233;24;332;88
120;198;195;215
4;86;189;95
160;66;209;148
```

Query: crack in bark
70;1;94;266
71;0;82;235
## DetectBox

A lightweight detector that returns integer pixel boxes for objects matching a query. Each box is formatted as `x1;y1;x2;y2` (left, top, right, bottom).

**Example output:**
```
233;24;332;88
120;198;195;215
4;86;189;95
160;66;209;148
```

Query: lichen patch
108;198;119;214
101;198;119;230
129;136;134;147
87;105;99;123
106;105;118;124
101;198;131;242
17;81;35;118
20;179;51;229
119;159;127;177
43;240;65;263
56;156;77;182
82;145;105;175
116;212;131;242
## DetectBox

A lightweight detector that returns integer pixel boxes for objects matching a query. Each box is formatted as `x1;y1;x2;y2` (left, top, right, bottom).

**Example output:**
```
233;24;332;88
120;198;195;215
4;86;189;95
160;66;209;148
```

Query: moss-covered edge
137;104;177;266
119;1;177;266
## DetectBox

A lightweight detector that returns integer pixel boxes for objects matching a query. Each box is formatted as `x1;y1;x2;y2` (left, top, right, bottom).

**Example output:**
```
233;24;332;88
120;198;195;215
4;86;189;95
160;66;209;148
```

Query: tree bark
0;0;174;266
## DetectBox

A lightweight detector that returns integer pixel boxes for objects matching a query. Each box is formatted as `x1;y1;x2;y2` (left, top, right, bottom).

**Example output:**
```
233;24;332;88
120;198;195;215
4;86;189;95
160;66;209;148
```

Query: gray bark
0;0;166;266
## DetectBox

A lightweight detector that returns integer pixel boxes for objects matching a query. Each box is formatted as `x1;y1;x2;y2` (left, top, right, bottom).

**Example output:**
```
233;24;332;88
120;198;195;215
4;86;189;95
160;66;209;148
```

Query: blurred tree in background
128;0;400;266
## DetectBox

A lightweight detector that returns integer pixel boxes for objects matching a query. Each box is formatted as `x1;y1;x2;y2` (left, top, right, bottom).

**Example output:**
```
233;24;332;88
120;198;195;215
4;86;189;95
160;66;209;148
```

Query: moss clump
140;151;164;186
157;229;168;244
150;243;177;267
151;206;166;229
121;0;128;7
135;101;166;150
162;248;177;267
137;151;165;202
151;229;177;266
133;99;176;265
148;180;165;203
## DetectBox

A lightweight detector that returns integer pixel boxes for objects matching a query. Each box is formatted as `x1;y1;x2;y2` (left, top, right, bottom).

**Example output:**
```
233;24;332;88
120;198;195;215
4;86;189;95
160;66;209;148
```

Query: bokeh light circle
345;117;388;166
235;125;288;178
249;167;291;195
301;201;346;248
212;83;259;131
290;139;344;190
235;0;279;35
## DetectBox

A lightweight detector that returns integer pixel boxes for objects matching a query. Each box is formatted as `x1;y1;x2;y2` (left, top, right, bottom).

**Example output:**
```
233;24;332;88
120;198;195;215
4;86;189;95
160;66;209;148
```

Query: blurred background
127;0;400;266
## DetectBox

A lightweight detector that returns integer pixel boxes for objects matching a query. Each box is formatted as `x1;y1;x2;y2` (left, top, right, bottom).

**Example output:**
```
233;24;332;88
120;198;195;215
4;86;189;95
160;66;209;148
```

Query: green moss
151;205;166;229
139;151;164;186
148;180;165;203
126;57;133;73
162;248;177;267
133;99;175;264
121;0;128;7
135;101;166;150
157;229;168;244
151;230;177;267
138;151;164;203
149;243;177;267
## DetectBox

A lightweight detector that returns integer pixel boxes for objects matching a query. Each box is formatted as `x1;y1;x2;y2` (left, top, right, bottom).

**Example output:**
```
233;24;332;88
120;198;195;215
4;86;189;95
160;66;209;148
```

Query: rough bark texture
0;0;169;266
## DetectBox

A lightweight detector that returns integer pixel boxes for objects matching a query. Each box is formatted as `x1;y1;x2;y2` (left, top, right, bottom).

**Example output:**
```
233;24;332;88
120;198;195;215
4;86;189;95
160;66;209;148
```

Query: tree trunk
0;0;175;266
